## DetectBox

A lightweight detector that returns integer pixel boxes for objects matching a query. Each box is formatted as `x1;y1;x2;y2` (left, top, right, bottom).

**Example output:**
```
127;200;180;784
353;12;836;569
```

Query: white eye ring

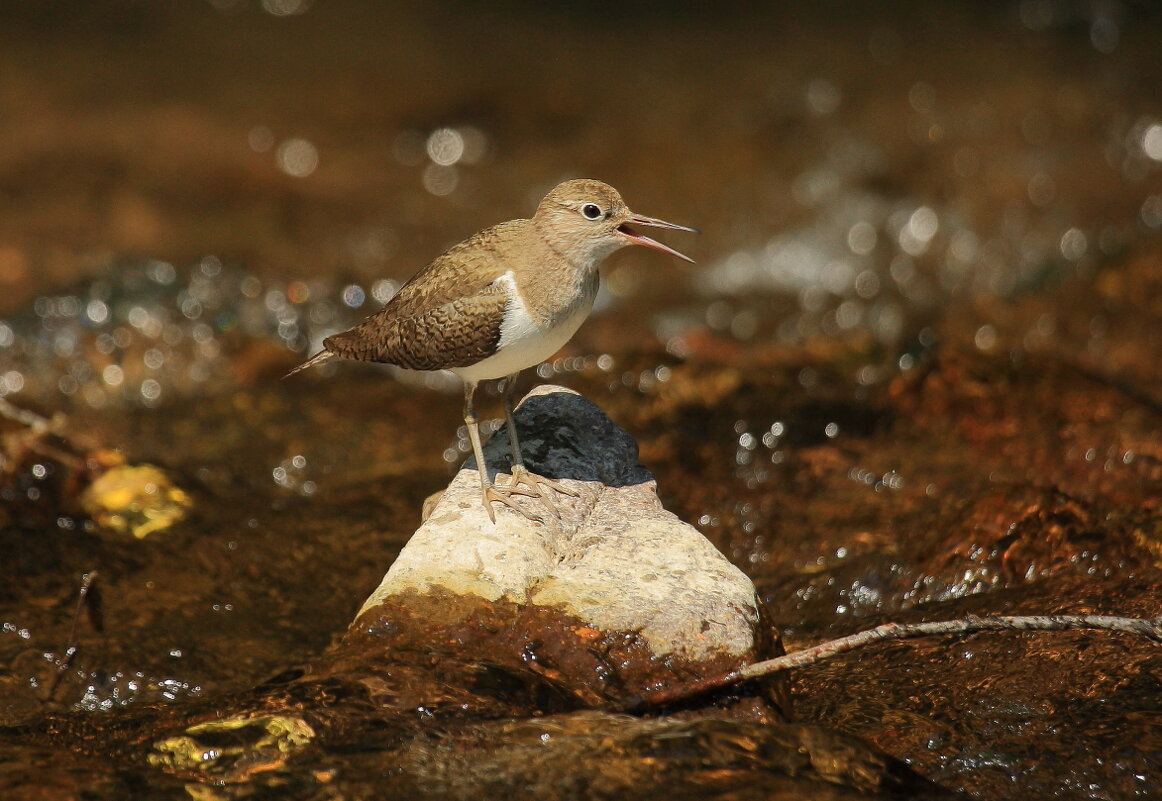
581;203;602;220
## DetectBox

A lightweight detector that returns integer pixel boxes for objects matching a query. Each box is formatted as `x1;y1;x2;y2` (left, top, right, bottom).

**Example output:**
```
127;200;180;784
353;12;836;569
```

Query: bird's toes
483;484;545;523
506;466;579;499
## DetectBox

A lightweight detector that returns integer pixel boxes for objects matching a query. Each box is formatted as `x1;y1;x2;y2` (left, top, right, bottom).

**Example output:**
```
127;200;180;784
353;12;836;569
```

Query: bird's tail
284;349;336;379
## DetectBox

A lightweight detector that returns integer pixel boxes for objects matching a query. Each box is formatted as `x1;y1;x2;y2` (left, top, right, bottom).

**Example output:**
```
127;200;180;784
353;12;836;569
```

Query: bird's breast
451;269;598;383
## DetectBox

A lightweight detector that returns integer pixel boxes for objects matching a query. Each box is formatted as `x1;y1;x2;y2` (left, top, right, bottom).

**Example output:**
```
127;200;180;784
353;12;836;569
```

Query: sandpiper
287;179;696;522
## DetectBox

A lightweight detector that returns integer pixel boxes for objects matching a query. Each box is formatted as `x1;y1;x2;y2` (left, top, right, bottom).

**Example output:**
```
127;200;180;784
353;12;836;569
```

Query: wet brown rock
350;385;781;710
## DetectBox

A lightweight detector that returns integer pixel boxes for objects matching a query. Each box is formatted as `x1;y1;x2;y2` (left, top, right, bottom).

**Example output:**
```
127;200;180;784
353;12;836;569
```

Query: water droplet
847;221;877;255
181;297;203;320
342;284;366;308
276;138;319;178
426;127;465;166
144;348;165;370
1059;228;1088;261
86;299;110;325
370;279;399;304
1143;124;1162;162
974;324;998;351
835;299;863;330
899;206;939;256
422;163;459;196
1;370;25;394
141;378;162;402
148;261;177;285
198;256;222;278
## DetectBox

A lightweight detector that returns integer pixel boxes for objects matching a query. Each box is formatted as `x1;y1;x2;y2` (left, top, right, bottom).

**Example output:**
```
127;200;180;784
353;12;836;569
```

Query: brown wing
382;220;525;316
323;282;508;371
320;220;527;370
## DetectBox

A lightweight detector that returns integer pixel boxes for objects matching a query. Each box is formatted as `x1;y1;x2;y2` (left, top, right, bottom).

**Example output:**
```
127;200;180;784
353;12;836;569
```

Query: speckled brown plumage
324;280;508;370
322;221;525;370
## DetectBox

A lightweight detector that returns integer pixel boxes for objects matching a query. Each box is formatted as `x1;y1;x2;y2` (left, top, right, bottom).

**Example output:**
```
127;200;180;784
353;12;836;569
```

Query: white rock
356;385;759;661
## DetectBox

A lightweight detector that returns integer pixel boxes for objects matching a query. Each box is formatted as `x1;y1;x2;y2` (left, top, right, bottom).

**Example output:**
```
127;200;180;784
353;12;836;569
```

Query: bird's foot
480;483;541;523
507;464;579;497
480;465;578;523
502;464;579;516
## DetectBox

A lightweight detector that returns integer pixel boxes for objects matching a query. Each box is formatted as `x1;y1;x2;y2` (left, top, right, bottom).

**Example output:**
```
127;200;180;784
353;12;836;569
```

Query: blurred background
2;2;1161;799
1;0;1159;408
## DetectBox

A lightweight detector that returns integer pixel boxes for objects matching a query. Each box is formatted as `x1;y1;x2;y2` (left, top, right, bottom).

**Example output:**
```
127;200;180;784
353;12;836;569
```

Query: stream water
1;2;1160;798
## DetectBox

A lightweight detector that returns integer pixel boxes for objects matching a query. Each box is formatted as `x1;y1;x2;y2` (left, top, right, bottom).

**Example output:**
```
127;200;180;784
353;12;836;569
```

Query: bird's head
533;179;697;268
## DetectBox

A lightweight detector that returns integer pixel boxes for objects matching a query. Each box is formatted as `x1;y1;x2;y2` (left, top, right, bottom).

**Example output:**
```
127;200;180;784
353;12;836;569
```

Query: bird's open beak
617;214;699;263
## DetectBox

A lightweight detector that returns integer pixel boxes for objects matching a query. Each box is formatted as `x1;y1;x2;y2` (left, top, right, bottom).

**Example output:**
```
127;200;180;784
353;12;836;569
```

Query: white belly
452;271;595;383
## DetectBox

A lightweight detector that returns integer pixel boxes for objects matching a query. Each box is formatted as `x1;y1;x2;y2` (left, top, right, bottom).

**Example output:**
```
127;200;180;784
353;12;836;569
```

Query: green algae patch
148;714;315;781
81;463;192;538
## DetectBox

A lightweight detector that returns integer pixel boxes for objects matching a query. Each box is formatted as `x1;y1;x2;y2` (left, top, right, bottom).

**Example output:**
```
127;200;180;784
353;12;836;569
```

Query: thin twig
631;614;1162;709
0;397;56;431
0;397;88;471
45;571;101;702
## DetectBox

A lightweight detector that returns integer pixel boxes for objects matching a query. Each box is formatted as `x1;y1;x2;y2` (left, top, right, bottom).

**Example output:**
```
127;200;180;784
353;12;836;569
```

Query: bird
286;179;696;522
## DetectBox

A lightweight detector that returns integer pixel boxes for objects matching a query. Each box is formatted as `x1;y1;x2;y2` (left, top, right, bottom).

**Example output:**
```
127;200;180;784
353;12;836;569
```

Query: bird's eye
581;203;602;220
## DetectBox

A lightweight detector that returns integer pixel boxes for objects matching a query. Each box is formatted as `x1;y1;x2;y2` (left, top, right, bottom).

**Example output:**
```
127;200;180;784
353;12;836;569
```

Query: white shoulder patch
493;271;542;348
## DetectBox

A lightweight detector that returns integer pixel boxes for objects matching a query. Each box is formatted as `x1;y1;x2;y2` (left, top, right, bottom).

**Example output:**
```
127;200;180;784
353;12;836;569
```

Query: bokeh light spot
342;284;366;308
1142;123;1162;161
426;127;465;166
276;138;319;178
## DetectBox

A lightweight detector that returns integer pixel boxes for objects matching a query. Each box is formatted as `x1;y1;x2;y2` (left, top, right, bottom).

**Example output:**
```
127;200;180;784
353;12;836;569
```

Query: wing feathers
323;284;508;370
287;220;531;375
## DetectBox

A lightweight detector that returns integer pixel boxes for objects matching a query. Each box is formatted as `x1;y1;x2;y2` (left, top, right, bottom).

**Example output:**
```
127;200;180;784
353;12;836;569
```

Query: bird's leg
497;373;580;514
462;380;538;523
